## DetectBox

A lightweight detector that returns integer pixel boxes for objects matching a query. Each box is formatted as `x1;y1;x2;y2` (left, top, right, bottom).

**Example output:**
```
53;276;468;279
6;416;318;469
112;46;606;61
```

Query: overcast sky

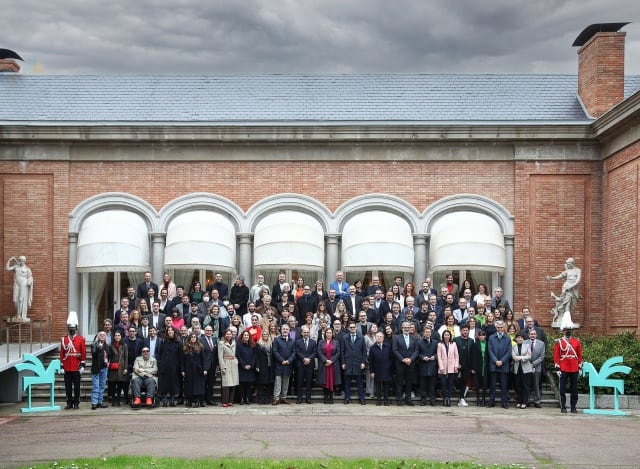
3;0;640;75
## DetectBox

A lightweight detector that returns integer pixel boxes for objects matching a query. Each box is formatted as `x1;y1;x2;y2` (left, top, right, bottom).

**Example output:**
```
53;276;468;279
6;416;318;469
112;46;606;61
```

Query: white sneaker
458;398;468;407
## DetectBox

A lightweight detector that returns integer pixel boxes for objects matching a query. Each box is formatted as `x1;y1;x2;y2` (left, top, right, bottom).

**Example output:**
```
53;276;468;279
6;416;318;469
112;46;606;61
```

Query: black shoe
73;404;79;409
502;404;509;409
420;400;426;406
296;398;303;404
360;400;366;405
206;400;214;406
169;401;176;407
99;402;109;408
306;399;312;404
486;402;495;408
199;401;207;407
384;400;390;406
64;404;73;410
396;400;404;406
177;399;184;405
376;400;382;406
343;399;350;404
91;404;97;410
430;400;435;407
406;400;415;406
571;407;577;414
534;403;542;408
162;402;168;407
561;406;567;413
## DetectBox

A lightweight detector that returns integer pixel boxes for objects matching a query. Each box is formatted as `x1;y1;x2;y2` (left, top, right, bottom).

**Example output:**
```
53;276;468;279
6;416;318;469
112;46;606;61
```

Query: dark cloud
2;0;639;75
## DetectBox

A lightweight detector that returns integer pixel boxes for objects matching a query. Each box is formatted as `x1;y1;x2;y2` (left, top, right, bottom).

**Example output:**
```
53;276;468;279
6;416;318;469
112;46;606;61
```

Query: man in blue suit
341;321;367;404
488;320;512;408
272;324;296;405
392;321;419;406
329;270;350;302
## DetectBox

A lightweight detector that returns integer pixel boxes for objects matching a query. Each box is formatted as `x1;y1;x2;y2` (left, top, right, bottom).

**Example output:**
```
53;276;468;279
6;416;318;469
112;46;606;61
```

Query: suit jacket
143;336;163;359
488;333;512;373
341;333;367;375
439;282;459;299
416;289;437;307
526;338;546;372
329;280;350;301
344;294;362;316
136;281;159;302
295;294;318;321
417;338;438;377
392;334;419;366
368;341;393;382
199;335;218;371
511;342;533;374
294;337;317;368
273;335;296;377
148;313;166;331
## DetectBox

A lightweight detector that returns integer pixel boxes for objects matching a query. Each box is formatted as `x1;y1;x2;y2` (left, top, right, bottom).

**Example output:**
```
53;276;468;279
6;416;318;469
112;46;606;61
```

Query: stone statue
546;257;581;329
6;255;33;321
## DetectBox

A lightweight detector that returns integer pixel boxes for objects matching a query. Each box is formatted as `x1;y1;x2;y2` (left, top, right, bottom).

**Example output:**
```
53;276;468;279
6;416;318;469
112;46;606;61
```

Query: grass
19;456;535;469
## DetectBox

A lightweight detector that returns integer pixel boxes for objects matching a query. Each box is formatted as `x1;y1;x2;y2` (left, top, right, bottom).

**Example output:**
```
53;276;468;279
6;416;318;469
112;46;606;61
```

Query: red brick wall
0;156;613;334
604;140;640;333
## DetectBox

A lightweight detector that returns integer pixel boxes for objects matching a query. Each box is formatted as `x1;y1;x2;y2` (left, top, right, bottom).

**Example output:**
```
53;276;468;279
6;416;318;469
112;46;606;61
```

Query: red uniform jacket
553;336;582;373
60;334;87;372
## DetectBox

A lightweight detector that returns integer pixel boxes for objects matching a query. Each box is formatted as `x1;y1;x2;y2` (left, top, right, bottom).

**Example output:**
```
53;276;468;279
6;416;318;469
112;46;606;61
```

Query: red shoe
145;397;153;406
132;397;142;406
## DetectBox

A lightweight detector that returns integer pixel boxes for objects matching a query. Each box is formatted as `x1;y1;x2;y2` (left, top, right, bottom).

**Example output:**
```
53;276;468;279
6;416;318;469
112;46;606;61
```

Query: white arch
421;194;514;235
69;192;158;233
333;194;421;233
158;193;244;233
245;193;332;233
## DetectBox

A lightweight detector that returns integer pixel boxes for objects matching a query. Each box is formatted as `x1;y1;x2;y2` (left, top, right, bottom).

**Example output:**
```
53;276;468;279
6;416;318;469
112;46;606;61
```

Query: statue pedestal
6;316;31;323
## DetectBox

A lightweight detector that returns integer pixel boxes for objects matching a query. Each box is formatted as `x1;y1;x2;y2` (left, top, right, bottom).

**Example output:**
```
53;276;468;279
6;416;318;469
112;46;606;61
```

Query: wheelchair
129;375;158;409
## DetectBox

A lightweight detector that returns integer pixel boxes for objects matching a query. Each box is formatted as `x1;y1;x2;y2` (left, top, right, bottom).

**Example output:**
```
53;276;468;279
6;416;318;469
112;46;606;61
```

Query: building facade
2;25;640;337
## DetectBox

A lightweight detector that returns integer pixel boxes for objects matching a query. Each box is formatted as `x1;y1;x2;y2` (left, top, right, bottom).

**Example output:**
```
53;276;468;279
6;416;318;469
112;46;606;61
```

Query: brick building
2;24;640;337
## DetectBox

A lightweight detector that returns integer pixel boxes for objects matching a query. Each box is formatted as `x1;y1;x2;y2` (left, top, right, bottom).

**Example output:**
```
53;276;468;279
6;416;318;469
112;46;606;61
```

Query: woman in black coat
471;329;491;406
255;330;274;404
182;333;205;407
237;330;257;405
368;330;393;406
417;327;439;406
156;326;183;407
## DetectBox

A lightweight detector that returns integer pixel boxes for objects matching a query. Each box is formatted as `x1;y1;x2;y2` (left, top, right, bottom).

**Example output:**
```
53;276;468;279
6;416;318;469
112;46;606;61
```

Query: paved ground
0;401;637;468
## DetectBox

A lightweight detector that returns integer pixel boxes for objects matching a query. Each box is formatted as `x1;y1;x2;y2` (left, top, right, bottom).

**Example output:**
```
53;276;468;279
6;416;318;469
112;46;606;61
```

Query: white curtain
127;272;145;290
173;269;196;293
88;272;108;334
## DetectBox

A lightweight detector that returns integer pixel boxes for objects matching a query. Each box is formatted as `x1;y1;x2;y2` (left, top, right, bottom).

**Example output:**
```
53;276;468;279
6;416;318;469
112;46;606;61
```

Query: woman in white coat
218;328;239;407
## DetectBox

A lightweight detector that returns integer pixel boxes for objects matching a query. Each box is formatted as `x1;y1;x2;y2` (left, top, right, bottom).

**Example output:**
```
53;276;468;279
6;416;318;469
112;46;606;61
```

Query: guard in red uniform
60;311;86;409
553;323;582;414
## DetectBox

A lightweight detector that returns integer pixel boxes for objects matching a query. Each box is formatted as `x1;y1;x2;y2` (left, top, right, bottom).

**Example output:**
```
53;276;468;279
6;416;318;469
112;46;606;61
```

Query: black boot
111;397;116;407
476;392;481;407
329;392;334;404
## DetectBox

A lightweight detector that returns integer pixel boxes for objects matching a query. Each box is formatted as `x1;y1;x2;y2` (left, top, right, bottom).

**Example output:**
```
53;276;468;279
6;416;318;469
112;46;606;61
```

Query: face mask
203;297;210;302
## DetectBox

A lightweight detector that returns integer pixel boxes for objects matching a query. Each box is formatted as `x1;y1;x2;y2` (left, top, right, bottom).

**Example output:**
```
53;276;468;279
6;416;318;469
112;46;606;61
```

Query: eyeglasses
142;350;150;353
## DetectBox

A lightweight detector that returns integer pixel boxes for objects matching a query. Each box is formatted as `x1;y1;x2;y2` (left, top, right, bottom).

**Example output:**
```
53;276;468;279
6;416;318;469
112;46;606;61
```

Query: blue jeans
91;368;108;404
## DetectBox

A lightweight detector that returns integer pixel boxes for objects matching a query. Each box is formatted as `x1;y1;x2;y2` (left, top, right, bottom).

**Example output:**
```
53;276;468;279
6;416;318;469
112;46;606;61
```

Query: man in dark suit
208;272;229;300
157;288;174;316
364;276;386;297
295;326;317;404
341;322;367;405
392;321;419;406
136;271;158;303
295;286;318;323
200;325;219;406
143;326;162;359
344;286;361;318
229;275;250;317
271;272;287;303
378;291;397;318
272;324;296;405
416;279;437;307
368;330;393;406
149;302;166;332
488;320;512;408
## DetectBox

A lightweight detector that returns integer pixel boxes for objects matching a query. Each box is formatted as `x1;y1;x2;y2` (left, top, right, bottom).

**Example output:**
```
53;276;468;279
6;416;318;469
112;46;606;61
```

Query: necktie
208;338;213;351
144;328;148;338
351;335;356;343
305;339;308;349
531;340;535;351
405;335;409;347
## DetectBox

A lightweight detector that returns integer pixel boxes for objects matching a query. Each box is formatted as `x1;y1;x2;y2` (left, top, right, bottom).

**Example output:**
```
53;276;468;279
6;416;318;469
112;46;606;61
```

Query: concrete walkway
0;401;637;468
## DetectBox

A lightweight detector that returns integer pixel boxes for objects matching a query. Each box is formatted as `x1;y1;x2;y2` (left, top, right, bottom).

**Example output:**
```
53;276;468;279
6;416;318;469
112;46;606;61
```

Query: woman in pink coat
437;330;459;407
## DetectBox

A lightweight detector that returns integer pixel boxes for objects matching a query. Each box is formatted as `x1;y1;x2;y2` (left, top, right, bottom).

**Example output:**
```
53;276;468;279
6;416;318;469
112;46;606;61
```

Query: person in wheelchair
131;347;158;407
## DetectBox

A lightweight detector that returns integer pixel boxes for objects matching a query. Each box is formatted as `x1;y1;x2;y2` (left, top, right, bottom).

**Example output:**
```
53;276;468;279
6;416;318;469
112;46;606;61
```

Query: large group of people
77;270;581;412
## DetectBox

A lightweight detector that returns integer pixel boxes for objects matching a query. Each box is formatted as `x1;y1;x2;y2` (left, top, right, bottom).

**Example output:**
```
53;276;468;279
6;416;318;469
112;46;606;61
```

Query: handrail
2;314;52;362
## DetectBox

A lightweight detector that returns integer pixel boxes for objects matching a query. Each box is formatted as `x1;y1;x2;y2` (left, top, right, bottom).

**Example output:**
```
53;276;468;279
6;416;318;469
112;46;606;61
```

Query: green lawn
20;456;536;469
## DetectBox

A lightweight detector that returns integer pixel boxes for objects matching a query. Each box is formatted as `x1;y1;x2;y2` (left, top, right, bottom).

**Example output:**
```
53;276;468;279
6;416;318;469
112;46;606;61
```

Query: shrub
546;331;640;394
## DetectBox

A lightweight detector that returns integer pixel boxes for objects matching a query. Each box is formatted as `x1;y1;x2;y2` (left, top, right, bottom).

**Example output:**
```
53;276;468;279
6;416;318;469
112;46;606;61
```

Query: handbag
109;362;120;370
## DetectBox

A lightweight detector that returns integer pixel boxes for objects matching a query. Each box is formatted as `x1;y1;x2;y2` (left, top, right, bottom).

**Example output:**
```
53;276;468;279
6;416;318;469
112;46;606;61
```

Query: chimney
573;23;629;118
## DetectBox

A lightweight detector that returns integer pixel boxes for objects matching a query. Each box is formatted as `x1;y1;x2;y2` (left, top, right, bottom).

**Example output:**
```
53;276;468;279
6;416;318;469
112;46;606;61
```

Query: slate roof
1;74;639;124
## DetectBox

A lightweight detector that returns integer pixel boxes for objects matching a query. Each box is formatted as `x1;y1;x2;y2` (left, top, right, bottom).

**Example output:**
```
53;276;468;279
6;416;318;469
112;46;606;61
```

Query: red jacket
553;336;582;373
60;334;86;371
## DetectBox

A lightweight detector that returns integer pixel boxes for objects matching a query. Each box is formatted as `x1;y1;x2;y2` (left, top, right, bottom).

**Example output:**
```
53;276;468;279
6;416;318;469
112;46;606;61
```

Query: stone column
413;234;428;285
325;234;340;282
151;233;166;282
68;232;81;315
238;234;253;279
504;235;515;308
